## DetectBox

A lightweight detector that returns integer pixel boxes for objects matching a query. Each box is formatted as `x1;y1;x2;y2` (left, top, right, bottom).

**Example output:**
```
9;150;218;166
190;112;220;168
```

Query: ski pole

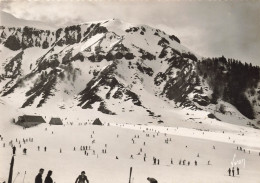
13;172;20;183
23;171;26;183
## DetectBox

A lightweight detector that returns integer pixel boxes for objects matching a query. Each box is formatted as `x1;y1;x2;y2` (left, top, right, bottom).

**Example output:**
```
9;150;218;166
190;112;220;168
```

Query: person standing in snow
228;168;231;176
147;177;158;183
237;167;239;175
75;171;89;183
232;167;235;177
23;148;27;155
35;168;44;183
44;170;53;183
153;157;156;165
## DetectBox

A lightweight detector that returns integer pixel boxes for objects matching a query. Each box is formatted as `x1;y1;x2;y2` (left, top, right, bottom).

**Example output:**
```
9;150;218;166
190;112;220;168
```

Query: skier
23;148;27;155
157;159;160;165
153;157;156;165
35;168;44;183
147;177;158;183
237;167;239;175
44;147;47;152
195;160;197;166
171;158;173;164
228;168;231;176
232;167;235;177
44;170;53;183
75;171;89;183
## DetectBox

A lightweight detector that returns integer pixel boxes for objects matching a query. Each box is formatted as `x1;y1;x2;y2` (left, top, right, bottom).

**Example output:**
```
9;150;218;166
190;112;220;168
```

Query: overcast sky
1;0;259;66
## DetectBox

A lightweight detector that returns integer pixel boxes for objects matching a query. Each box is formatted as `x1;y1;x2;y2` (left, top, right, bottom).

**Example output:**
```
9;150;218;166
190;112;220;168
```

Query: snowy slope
0;110;260;183
0;16;259;129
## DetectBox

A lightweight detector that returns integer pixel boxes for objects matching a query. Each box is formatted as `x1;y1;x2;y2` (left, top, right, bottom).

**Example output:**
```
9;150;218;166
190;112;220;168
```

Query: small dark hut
16;115;46;128
49;118;63;125
92;118;103;126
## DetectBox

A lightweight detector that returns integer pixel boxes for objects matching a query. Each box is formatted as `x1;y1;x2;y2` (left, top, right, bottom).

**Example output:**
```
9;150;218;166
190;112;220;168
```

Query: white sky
1;0;260;66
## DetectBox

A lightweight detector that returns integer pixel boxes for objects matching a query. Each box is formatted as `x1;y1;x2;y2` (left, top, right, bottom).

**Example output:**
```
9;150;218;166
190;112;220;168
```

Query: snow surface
0;103;260;183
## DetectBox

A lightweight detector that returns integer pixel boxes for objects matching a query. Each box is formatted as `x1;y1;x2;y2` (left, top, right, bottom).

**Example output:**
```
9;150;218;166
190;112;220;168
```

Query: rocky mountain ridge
0;17;260;127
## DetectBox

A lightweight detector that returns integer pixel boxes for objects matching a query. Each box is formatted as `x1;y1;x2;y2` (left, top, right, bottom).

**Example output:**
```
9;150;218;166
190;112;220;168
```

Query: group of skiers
35;168;53;183
228;167;240;177
34;169;90;183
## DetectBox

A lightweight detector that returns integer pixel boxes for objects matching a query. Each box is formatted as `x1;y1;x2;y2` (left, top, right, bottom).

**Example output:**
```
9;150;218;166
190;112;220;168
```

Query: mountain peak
0;10;56;30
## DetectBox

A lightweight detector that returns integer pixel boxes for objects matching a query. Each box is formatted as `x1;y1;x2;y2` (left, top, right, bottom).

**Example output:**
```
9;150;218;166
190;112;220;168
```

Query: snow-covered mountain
0;10;56;30
0;12;260;128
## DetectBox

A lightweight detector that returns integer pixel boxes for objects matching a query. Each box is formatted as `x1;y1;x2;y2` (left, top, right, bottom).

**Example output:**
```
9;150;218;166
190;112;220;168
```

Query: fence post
129;167;132;183
8;155;14;183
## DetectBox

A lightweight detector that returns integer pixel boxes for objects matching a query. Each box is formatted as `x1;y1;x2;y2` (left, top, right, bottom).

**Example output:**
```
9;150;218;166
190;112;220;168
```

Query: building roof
21;115;46;123
92;118;103;125
49;117;63;125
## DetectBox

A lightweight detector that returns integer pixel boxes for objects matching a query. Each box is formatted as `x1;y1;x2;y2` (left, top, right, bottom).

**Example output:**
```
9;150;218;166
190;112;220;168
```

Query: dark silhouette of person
147;177;158;183
195;160;197;166
153;157;156;165
237;167;239;175
75;171;89;183
228;168;231;176
44;170;53;183
44;147;47;152
23;148;27;155
232;167;235;177
35;168;44;183
12;146;16;155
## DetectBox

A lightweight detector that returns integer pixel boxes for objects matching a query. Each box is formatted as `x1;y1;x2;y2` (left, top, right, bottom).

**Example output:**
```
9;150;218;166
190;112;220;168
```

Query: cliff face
0;18;259;126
